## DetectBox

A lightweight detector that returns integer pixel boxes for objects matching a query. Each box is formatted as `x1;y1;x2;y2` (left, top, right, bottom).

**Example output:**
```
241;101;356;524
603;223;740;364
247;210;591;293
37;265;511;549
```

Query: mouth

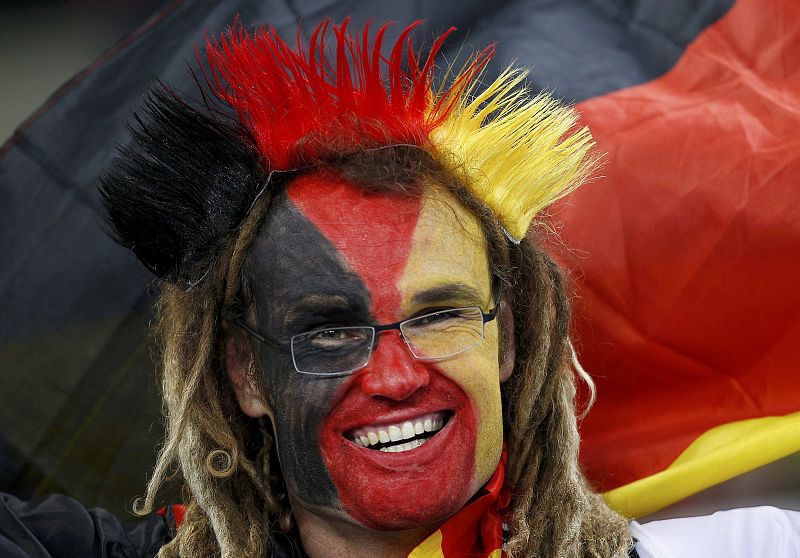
346;411;451;453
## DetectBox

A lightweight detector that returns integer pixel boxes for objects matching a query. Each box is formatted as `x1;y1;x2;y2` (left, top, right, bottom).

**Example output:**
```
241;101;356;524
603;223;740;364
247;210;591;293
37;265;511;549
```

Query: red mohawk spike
204;19;493;170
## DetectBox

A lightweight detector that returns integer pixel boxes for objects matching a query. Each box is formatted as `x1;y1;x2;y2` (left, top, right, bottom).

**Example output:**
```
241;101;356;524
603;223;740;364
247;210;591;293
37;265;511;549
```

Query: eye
415;308;462;325
315;329;348;340
303;327;370;349
406;308;477;333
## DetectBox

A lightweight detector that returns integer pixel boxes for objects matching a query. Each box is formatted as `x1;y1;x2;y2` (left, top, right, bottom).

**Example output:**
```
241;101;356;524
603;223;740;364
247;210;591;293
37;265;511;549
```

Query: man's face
242;172;505;530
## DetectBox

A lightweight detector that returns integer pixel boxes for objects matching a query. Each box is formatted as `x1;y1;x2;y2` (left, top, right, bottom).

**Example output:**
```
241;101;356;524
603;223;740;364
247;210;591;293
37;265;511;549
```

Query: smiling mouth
346;411;451;453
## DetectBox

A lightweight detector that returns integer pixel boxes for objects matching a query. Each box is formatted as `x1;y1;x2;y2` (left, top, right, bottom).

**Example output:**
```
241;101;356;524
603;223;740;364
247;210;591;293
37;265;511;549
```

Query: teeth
350;412;448;451
380;438;425;453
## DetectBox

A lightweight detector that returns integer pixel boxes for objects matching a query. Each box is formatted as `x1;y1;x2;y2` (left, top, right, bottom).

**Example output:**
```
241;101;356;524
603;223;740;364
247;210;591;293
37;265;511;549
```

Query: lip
346;409;452;450
356;413;455;456
324;383;466;469
331;384;458;426
343;409;458;469
344;409;451;438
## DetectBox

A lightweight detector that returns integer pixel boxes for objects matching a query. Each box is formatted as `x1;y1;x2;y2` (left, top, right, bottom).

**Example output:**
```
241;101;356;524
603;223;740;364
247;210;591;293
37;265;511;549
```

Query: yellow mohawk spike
430;67;597;241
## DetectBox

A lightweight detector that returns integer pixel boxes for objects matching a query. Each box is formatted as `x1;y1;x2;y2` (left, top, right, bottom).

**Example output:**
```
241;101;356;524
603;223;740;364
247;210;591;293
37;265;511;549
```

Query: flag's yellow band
603;411;800;518
409;528;445;558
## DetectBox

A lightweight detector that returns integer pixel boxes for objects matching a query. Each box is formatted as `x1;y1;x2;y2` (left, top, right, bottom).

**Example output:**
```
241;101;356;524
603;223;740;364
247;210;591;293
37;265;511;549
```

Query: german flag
558;0;800;517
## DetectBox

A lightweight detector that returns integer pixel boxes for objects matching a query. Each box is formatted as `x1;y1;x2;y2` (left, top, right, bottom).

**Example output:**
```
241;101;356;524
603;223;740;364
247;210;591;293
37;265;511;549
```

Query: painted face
244;171;504;530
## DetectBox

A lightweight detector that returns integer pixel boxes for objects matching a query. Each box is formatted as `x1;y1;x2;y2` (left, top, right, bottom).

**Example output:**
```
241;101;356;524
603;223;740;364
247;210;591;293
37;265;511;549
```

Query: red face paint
288;173;482;528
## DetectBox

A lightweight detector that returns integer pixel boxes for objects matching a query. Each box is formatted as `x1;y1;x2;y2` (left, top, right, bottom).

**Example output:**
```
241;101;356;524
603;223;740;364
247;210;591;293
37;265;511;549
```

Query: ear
498;299;515;383
225;334;272;418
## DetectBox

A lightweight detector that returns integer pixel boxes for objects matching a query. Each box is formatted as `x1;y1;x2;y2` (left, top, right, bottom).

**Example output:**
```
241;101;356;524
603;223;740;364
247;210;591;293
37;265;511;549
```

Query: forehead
247;172;491;320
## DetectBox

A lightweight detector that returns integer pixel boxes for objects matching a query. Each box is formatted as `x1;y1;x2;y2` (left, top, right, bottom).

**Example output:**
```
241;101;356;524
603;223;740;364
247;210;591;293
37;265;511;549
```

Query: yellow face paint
397;188;504;492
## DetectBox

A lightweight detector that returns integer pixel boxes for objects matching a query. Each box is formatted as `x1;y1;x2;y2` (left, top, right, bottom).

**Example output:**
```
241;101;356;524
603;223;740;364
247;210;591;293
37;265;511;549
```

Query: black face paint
244;191;370;509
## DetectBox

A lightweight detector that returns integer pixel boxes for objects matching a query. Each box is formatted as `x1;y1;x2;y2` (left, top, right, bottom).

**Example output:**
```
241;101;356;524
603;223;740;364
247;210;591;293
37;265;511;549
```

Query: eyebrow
409;282;488;307
283;294;363;327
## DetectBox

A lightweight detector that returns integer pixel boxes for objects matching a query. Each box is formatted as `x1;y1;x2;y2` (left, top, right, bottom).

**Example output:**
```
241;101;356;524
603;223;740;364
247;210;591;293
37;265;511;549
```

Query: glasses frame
235;305;497;377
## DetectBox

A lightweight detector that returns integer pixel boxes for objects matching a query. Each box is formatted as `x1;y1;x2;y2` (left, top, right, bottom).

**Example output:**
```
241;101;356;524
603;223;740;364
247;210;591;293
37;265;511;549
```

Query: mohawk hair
102;18;595;285
204;19;493;170
433;68;597;241
100;87;267;286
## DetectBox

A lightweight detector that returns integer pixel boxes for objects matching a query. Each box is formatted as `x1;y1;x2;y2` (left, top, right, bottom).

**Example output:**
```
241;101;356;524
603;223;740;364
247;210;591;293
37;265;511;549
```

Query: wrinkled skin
234;172;507;531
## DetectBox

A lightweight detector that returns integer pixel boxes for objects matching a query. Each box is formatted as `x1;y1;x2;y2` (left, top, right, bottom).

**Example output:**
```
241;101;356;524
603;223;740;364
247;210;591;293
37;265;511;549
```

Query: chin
357;488;473;531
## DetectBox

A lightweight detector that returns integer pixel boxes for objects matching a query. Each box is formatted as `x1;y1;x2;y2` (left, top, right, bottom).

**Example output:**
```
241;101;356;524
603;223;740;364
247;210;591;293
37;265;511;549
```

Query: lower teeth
379;438;426;453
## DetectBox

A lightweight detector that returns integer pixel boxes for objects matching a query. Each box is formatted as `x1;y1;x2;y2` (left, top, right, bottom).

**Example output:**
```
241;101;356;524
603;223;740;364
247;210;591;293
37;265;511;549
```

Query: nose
358;332;429;400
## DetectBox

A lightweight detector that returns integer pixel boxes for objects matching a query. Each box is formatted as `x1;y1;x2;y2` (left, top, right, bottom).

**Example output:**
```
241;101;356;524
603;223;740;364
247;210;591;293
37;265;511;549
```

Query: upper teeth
351;412;446;452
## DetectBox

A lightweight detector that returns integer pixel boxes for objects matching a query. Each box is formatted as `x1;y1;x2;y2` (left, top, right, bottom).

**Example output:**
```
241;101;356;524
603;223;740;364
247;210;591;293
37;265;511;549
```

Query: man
2;17;798;558
99;18;632;557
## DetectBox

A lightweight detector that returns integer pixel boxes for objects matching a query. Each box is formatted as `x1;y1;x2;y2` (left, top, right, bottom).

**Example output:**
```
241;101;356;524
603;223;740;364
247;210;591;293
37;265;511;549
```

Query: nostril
360;366;429;399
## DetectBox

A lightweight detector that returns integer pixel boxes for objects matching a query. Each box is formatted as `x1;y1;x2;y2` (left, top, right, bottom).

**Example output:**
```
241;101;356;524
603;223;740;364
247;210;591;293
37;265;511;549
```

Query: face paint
244;171;503;531
244;192;369;505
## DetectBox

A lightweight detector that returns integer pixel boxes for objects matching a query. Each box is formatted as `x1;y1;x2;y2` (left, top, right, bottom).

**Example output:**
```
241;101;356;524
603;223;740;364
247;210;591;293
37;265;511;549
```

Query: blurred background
0;0;167;143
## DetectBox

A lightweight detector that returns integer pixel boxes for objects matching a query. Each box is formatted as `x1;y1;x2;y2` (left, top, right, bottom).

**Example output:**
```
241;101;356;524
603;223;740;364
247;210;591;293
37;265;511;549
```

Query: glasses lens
401;307;484;360
291;327;374;375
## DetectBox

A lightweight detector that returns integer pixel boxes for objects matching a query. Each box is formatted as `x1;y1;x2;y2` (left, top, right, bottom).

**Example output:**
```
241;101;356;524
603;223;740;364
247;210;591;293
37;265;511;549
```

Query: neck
291;499;441;558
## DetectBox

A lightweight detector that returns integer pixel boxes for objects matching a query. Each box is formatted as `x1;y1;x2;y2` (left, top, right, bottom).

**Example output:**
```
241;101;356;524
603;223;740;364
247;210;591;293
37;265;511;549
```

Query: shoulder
630;506;800;558
0;492;173;558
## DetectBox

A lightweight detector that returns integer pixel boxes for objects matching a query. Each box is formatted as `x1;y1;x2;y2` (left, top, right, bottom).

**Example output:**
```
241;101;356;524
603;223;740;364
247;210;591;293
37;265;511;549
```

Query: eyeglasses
236;306;497;376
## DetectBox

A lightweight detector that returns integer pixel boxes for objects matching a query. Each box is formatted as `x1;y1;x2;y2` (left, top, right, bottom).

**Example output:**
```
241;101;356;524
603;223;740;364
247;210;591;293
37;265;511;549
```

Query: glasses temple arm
234;317;285;348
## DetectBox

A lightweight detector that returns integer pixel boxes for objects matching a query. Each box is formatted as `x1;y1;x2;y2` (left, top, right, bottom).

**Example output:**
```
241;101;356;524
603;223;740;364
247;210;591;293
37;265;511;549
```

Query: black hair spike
99;84;266;288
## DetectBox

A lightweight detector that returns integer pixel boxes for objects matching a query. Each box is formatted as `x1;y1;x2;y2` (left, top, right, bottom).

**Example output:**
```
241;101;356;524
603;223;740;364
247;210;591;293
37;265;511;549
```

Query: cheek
261;349;343;507
436;321;504;482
